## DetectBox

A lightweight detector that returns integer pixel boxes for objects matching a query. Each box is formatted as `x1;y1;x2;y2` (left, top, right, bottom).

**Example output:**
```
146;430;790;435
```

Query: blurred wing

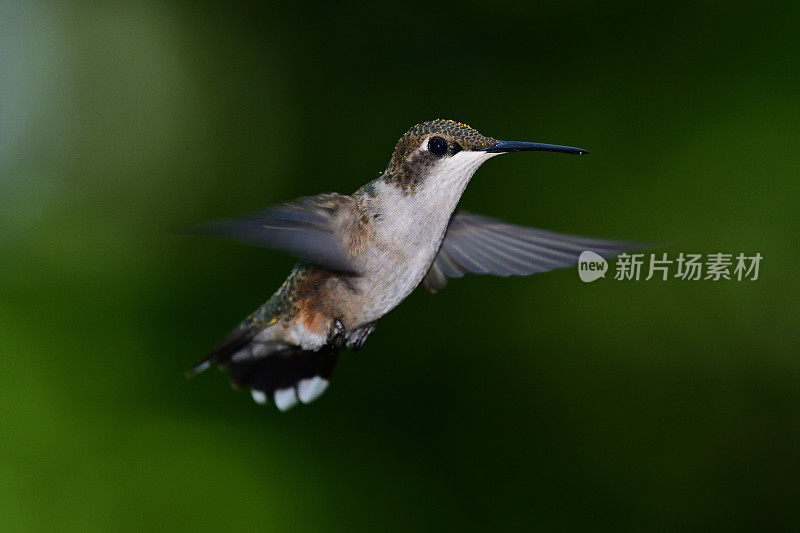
192;193;358;273
421;210;648;293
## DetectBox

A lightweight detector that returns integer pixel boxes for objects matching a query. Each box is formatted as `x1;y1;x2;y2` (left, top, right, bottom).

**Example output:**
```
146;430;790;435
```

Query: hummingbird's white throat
424;148;500;201
359;148;501;323
380;148;501;256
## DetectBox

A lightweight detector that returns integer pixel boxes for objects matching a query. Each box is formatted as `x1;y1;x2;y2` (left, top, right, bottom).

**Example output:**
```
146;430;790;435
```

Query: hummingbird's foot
328;319;347;350
348;322;376;351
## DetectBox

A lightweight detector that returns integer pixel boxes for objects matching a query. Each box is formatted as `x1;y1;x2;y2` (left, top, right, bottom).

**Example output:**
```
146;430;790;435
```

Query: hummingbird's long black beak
481;140;588;155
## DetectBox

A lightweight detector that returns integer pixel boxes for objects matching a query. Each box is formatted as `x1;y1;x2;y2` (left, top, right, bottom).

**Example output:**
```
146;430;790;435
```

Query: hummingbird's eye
428;136;448;157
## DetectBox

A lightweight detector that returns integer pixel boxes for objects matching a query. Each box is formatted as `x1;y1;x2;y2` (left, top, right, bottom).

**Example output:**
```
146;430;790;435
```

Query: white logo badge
578;251;608;282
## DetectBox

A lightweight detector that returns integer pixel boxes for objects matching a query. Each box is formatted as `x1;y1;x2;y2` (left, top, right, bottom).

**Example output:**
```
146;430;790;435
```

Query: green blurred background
1;1;798;531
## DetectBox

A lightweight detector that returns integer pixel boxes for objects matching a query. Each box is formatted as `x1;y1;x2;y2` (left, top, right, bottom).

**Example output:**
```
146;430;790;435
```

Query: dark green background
1;2;798;531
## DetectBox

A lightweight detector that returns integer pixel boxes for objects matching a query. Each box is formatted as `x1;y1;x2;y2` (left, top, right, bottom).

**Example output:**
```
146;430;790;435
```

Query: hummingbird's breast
346;238;439;325
339;177;467;326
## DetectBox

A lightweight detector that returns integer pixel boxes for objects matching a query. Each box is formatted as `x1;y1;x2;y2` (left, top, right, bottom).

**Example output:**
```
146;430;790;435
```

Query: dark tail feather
232;345;341;410
185;327;254;377
187;328;341;410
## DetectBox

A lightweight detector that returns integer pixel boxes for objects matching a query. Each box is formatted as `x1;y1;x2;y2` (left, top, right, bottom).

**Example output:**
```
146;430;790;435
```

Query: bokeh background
1;2;799;531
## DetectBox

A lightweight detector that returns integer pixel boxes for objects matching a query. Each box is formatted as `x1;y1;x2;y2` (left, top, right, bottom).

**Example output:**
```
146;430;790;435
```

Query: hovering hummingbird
188;119;640;411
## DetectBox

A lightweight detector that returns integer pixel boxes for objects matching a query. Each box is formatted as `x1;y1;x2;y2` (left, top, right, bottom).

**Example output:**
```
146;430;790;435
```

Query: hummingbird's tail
186;325;340;411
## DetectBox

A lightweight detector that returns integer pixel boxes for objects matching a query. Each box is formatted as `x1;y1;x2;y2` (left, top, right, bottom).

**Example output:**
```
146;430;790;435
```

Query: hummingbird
188;119;640;411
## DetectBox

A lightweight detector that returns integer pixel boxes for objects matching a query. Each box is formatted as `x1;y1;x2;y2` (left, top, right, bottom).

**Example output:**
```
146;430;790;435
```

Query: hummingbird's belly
333;181;457;329
343;244;436;327
354;272;423;323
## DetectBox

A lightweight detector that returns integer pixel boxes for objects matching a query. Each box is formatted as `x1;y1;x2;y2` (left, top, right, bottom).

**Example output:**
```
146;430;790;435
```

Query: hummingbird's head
383;119;587;194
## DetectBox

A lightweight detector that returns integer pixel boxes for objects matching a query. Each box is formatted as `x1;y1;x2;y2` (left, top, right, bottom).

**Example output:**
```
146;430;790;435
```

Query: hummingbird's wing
192;193;360;273
421;210;647;293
